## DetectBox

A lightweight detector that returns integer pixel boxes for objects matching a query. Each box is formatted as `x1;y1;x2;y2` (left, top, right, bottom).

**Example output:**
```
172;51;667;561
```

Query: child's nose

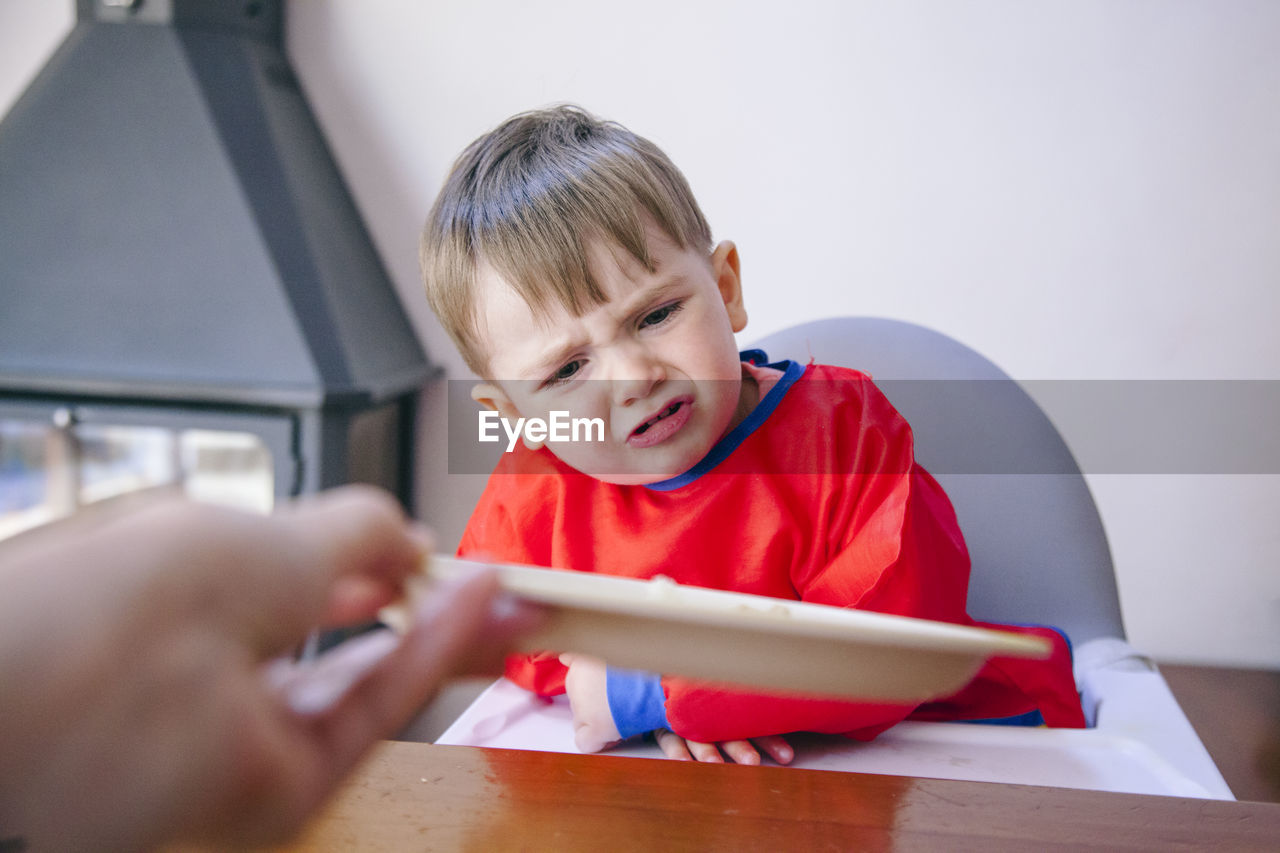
608;344;666;405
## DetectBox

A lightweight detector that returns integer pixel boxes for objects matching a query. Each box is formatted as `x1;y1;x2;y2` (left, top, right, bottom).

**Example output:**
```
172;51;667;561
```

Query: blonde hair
420;105;712;375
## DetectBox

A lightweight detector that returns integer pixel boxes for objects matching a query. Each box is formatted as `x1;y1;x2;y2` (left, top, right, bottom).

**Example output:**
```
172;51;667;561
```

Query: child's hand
559;653;623;753
653;729;794;765
558;653;794;765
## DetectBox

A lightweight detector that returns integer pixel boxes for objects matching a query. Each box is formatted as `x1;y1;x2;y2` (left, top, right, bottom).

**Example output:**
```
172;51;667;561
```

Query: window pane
76;423;176;506
180;429;274;514
0;418;277;543
0;419;55;539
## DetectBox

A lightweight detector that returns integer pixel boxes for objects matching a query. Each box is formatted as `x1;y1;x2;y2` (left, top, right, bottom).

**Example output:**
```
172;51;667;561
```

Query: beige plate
382;556;1051;703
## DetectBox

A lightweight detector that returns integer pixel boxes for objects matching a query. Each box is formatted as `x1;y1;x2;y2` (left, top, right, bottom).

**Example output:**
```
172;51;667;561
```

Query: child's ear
711;240;748;333
471;382;521;420
470;383;545;452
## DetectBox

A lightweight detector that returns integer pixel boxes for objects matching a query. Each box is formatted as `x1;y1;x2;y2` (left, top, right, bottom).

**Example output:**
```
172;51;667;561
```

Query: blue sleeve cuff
605;667;670;739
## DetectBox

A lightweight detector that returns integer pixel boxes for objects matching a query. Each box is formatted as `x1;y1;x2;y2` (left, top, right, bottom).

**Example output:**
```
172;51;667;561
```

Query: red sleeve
660;380;1083;743
661;464;965;742
457;469;570;697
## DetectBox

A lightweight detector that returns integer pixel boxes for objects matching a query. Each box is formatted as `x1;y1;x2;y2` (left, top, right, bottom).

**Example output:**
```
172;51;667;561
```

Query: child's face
472;218;749;485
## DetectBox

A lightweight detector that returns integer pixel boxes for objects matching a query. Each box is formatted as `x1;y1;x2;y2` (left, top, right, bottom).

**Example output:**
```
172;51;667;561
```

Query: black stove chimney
0;0;432;511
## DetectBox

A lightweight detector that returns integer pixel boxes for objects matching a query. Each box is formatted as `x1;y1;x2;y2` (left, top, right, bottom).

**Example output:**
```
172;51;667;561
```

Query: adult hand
0;486;540;851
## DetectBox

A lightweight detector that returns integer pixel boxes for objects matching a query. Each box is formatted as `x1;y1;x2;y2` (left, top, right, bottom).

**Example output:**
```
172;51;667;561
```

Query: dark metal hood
0;0;431;408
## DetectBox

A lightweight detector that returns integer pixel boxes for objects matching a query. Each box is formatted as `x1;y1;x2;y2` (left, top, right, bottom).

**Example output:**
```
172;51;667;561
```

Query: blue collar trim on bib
645;350;805;492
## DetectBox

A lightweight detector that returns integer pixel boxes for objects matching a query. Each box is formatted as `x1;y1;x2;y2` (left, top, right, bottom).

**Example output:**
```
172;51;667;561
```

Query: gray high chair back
750;317;1124;645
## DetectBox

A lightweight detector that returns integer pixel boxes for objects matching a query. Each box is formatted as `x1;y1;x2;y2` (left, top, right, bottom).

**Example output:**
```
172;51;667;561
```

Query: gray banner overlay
445;379;1280;475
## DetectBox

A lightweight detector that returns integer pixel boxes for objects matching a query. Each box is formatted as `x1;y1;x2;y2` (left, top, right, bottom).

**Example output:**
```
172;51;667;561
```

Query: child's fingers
653;729;693;761
572;723;621;754
717;740;762;765
683;738;725;763
751;734;794;765
558;652;608;668
651;730;788;765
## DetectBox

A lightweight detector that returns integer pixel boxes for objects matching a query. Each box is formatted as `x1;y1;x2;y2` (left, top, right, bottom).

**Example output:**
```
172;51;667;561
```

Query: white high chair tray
436;677;1229;800
393;556;1050;703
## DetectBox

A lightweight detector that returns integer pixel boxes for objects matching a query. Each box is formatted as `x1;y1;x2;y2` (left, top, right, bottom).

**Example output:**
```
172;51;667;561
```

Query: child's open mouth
628;396;694;448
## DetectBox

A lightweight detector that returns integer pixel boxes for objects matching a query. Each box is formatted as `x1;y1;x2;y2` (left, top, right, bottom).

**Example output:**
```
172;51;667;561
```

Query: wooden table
1161;663;1280;803
277;741;1280;851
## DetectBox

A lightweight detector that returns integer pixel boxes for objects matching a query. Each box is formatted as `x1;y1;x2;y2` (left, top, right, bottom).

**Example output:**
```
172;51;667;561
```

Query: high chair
435;317;1232;799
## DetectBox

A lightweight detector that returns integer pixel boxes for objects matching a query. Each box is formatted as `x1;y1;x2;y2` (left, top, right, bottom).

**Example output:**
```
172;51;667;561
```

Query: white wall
3;1;1276;669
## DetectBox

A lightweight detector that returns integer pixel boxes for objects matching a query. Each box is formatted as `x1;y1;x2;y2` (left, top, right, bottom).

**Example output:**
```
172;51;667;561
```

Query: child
420;105;1084;765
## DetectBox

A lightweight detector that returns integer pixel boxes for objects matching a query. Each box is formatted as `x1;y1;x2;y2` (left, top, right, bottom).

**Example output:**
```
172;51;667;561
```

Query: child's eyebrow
525;275;690;380
525;336;589;381
618;275;687;315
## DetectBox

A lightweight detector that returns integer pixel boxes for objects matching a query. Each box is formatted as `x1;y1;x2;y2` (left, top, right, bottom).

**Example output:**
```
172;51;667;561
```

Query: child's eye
639;301;684;329
544;359;583;387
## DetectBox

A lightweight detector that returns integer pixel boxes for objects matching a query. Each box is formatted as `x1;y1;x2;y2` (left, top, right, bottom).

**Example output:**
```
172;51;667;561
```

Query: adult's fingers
0;494;404;660
265;629;402;717
213;574;534;849
273;486;426;591
235;486;428;654
306;568;542;779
